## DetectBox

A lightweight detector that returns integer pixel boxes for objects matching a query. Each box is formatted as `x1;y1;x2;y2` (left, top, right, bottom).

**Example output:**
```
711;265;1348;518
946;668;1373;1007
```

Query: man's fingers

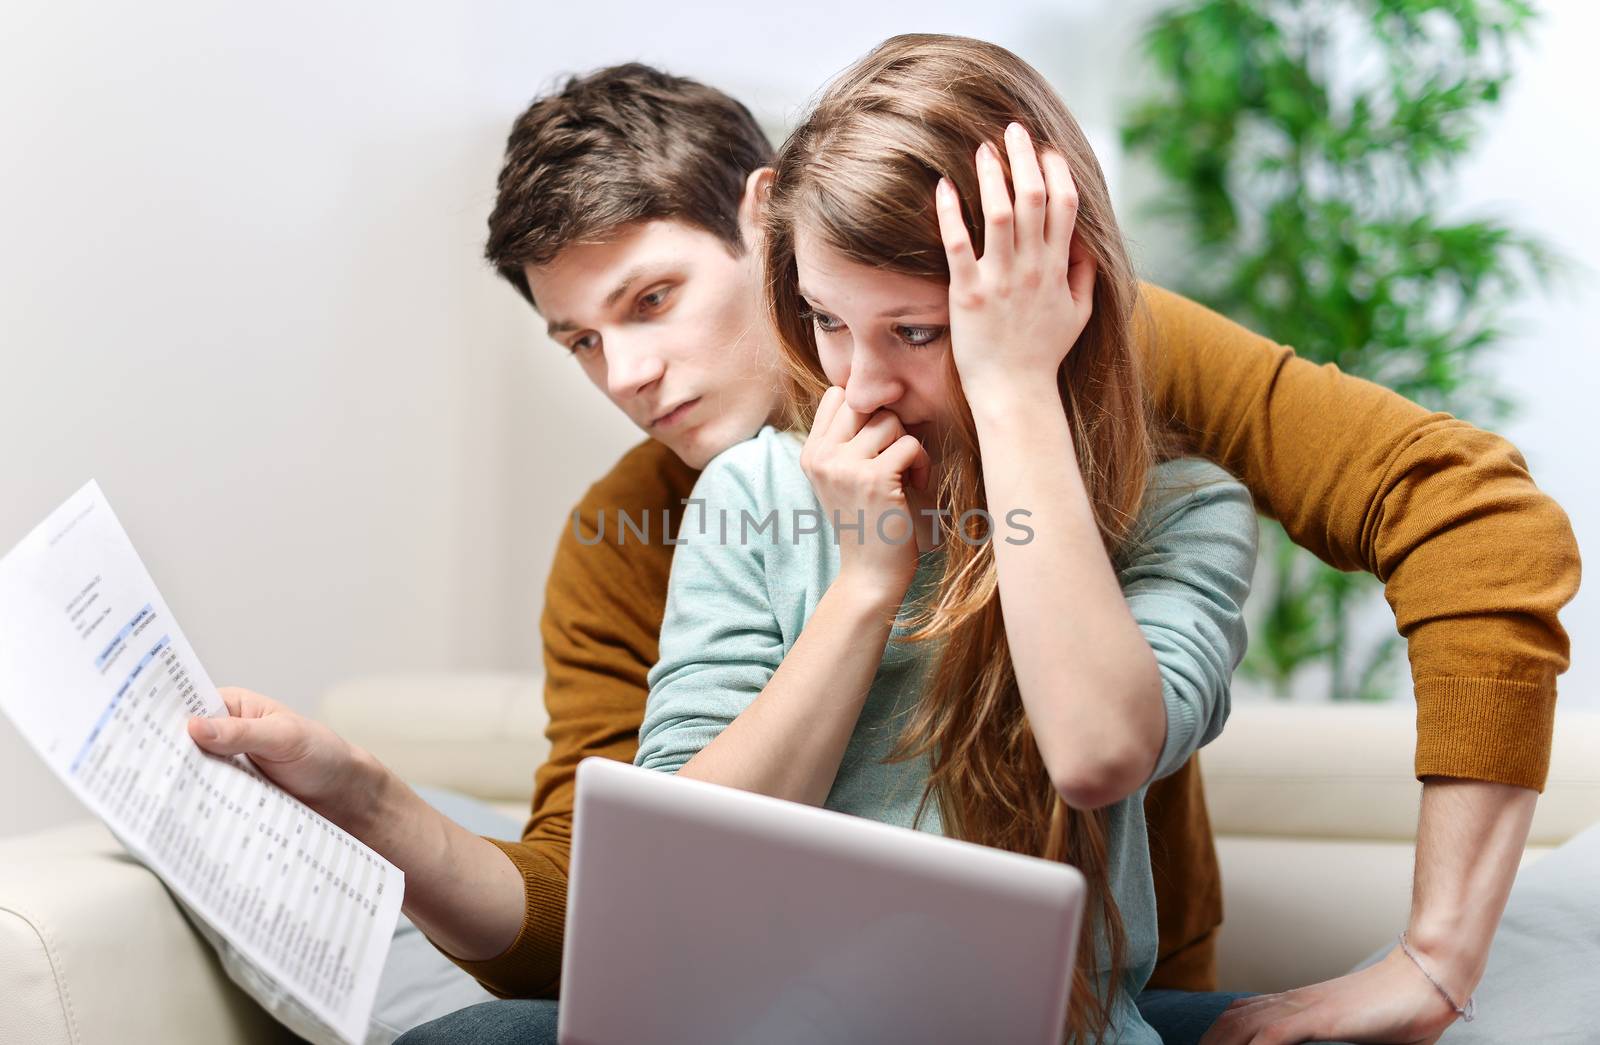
1205;992;1318;1045
215;686;246;717
188;712;306;763
216;685;288;721
1197;994;1261;1044
1242;1010;1322;1045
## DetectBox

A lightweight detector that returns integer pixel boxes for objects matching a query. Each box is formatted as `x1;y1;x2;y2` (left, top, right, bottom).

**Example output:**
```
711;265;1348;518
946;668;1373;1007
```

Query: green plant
1121;0;1558;700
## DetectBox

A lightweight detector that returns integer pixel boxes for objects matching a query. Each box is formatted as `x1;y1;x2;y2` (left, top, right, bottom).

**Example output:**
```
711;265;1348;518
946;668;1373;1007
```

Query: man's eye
638;286;674;314
897;325;946;348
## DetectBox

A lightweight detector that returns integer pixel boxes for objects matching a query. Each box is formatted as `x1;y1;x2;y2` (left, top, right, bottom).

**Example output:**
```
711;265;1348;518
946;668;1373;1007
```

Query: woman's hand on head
800;386;930;607
936;122;1096;407
186;686;371;823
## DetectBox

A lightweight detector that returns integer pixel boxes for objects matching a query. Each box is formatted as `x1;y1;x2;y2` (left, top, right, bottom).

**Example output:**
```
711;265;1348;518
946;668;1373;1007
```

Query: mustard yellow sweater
445;283;1579;1000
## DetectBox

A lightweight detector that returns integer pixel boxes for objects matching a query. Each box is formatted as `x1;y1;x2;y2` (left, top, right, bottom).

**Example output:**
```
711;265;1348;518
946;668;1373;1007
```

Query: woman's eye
808;310;845;334
897;325;946;348
569;334;599;356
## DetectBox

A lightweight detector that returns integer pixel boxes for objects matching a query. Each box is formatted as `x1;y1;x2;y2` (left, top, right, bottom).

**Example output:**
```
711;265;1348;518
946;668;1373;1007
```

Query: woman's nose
843;352;905;416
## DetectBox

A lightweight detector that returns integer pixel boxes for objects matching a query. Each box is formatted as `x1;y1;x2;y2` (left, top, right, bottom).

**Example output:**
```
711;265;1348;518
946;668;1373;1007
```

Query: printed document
0;480;403;1045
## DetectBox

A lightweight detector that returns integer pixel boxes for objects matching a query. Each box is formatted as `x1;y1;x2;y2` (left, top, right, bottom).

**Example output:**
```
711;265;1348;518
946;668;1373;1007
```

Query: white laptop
558;757;1086;1045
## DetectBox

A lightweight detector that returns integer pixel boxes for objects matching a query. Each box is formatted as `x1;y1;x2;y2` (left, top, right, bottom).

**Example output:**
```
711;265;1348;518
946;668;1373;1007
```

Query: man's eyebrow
603;265;657;308
545;265;667;340
797;287;944;320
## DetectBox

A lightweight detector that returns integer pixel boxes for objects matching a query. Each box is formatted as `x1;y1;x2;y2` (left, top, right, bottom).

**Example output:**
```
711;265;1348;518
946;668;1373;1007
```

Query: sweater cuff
1413;675;1557;792
431;837;569;999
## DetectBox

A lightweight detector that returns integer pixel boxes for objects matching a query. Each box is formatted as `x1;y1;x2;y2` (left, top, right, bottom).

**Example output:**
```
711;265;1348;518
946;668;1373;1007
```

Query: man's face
525;220;781;470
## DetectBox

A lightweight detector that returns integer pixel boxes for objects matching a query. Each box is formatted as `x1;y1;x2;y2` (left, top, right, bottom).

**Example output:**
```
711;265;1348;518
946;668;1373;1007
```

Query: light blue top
637;425;1258;1043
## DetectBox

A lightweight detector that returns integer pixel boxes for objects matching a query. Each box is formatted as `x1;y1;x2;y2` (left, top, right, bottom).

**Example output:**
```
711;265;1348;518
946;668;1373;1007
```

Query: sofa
3;673;1597;1044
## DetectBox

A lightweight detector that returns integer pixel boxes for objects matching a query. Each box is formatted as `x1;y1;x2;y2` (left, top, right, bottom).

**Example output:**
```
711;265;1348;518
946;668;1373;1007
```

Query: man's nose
605;335;667;400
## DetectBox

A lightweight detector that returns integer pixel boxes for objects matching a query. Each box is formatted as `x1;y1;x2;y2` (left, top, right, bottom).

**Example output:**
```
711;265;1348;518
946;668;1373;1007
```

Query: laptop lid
558;757;1084;1045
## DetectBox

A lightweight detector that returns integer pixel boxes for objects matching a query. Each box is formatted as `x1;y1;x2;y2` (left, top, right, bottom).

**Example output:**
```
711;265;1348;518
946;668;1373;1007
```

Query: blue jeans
392;990;1268;1044
1137;988;1259;1043
394;998;560;1044
1137;989;1357;1045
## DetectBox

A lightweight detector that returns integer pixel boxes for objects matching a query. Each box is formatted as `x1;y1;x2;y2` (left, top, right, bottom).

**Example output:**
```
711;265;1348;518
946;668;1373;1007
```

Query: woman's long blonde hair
762;34;1166;1044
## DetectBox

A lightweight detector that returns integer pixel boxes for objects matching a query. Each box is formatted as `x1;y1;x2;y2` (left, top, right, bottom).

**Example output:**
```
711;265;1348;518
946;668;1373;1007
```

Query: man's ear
737;167;776;246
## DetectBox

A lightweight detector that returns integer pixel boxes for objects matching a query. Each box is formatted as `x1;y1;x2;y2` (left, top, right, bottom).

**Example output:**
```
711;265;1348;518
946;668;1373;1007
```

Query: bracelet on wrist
1398;929;1476;1023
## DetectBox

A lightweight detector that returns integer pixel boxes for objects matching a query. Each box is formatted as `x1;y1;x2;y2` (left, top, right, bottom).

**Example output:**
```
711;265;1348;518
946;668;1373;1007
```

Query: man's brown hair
485;63;774;306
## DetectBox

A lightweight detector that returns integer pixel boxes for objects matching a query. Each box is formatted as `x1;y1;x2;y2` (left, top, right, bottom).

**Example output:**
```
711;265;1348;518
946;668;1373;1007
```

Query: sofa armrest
0;820;298;1045
1199;703;1600;843
319;672;547;806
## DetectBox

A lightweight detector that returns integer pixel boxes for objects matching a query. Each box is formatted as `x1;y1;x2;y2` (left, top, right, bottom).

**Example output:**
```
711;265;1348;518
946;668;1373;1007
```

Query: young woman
636;34;1258;1045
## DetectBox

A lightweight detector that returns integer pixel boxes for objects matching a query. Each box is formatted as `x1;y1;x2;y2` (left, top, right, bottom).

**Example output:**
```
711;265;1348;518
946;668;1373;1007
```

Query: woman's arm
971;394;1164;808
638;418;926;807
934;125;1149;807
936;124;1256;809
663;575;900;806
972;397;1257;808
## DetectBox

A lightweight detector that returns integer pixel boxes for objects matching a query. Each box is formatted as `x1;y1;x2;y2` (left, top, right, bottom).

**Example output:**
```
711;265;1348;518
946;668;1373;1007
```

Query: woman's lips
651;397;700;430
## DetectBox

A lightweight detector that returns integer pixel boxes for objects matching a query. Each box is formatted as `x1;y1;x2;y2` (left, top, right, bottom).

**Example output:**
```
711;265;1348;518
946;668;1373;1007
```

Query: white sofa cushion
321;673;548;806
0;820;297;1045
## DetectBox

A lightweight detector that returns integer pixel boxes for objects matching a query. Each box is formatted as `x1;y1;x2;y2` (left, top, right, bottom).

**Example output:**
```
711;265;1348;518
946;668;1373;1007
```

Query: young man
195;64;1579;1044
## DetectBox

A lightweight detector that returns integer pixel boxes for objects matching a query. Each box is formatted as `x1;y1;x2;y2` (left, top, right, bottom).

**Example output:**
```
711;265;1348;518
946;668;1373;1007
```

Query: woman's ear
738;167;776;246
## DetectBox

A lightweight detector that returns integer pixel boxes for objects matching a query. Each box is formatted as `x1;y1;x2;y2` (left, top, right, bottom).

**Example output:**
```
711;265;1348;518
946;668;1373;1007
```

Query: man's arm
1202;775;1538;1045
1140;284;1580;1040
185;689;530;973
434;440;694;999
1408;775;1537;1002
186;440;693;1000
1139;282;1579;787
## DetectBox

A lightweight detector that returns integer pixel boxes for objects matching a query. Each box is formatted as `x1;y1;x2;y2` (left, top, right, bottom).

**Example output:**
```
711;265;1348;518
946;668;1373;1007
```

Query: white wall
2;0;1593;837
1458;5;1599;716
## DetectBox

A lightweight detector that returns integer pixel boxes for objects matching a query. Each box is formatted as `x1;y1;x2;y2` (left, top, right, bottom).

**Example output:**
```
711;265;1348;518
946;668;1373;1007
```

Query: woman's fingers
811;385;846;440
974;142;1015;267
1004;123;1047;252
1067;234;1097;312
848;410;906;458
878;434;932;494
1041;149;1094;308
1041;149;1079;251
935;179;981;290
808;385;867;455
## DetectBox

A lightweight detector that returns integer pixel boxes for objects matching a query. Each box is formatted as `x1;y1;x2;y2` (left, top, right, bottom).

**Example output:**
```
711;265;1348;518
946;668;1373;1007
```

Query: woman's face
793;226;956;449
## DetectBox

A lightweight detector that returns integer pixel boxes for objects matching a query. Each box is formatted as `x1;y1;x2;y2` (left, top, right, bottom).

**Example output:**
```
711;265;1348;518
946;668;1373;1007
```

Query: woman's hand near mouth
800;387;930;608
